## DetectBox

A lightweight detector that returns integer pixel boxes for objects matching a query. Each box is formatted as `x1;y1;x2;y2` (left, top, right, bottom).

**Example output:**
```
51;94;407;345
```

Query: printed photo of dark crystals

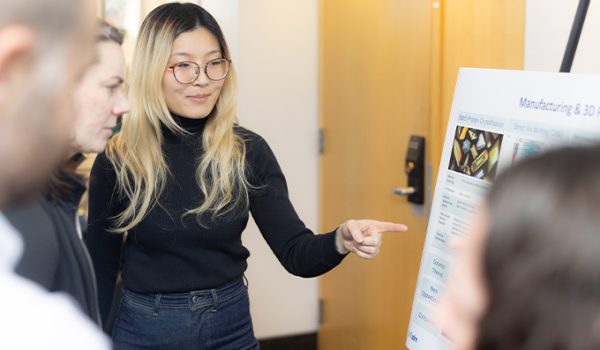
448;125;503;181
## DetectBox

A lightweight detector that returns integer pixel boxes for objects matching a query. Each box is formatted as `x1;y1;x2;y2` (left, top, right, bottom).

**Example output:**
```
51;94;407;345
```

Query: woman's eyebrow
109;76;125;84
171;52;192;58
204;49;222;57
170;49;222;58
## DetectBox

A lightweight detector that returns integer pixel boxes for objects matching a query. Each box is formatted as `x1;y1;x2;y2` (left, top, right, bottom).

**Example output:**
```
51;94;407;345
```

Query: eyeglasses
167;58;230;84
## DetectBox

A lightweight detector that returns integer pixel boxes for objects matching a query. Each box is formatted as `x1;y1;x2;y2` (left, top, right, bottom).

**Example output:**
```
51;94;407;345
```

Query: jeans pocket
122;294;155;313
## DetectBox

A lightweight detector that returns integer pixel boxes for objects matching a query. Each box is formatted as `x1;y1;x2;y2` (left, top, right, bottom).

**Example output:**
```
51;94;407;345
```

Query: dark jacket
5;174;101;325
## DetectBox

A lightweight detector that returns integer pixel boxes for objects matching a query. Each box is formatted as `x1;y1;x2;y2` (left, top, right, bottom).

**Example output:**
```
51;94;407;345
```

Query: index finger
367;221;408;233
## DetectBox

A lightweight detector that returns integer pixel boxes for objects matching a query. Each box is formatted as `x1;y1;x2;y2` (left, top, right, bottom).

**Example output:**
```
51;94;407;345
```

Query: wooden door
432;0;526;162
318;1;433;349
318;1;524;349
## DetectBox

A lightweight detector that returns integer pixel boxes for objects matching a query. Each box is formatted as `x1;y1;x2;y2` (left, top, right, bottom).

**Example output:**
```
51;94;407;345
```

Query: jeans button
192;295;200;303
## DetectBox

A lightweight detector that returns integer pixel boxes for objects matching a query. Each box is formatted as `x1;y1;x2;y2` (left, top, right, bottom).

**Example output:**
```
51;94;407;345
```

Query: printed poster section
407;68;600;350
449;126;503;182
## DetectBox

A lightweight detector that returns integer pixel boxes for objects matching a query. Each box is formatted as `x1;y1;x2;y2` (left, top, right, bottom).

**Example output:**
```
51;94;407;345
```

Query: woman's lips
188;94;210;103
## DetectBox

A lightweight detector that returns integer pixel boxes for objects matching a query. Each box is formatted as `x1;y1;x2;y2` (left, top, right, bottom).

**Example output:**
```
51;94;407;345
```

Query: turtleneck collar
171;114;208;133
162;113;209;143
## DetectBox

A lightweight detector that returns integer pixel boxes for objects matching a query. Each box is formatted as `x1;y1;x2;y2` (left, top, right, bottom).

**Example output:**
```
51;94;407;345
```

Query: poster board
407;68;600;349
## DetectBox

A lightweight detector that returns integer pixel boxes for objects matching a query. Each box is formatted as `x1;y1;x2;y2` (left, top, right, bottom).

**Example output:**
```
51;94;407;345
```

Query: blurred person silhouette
6;19;130;325
435;144;600;350
0;0;110;348
86;2;407;348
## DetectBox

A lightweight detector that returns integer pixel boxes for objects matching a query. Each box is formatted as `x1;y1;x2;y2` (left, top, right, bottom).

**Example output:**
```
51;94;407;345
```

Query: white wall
201;0;320;339
526;0;600;73
197;1;239;63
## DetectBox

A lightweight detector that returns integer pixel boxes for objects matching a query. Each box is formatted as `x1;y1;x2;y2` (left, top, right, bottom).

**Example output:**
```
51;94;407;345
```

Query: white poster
407;68;600;349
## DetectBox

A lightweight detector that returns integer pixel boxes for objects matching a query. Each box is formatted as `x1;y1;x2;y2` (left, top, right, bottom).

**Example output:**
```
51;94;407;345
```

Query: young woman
86;3;406;348
435;144;600;350
6;20;129;324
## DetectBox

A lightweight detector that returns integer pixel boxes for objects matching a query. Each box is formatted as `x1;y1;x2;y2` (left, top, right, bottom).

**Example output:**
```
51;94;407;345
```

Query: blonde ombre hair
106;3;251;232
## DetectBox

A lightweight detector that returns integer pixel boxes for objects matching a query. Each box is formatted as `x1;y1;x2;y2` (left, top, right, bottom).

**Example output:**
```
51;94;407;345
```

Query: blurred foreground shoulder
0;272;111;349
0;215;109;349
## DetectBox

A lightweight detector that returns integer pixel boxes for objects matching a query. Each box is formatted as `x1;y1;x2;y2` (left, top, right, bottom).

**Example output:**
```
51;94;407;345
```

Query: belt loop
153;294;162;316
211;289;218;312
243;274;249;289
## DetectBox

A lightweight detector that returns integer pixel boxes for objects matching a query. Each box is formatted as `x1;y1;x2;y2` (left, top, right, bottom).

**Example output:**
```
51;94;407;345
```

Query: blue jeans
112;278;259;350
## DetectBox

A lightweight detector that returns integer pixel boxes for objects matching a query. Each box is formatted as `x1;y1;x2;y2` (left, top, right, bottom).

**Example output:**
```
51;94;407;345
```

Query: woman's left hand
335;219;408;259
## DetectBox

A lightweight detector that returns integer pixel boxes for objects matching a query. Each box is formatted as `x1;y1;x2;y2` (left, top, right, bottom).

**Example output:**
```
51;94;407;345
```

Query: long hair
106;2;249;232
476;145;600;350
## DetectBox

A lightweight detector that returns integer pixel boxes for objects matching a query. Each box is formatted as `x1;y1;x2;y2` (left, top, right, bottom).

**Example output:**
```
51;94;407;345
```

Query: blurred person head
46;20;129;201
0;0;94;208
107;2;249;232
71;20;129;154
435;145;600;350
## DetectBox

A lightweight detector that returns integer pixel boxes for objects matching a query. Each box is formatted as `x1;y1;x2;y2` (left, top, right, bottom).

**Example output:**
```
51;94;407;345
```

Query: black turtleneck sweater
86;115;346;325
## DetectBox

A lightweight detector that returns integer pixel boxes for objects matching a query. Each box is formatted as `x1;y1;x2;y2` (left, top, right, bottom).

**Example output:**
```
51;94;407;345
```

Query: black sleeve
248;135;347;277
85;152;125;327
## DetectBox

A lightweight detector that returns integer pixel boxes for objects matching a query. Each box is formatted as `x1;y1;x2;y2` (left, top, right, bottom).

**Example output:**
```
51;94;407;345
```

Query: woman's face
72;41;129;153
162;27;225;119
433;209;489;350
